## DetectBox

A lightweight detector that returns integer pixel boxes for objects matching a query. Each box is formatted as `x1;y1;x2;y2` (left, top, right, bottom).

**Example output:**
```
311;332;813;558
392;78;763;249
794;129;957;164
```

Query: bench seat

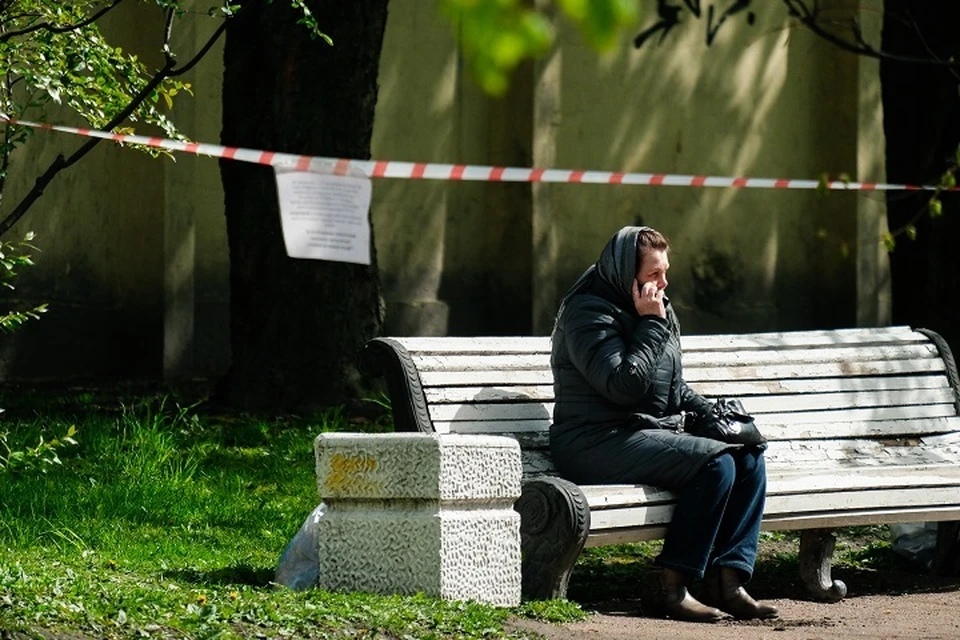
363;325;960;601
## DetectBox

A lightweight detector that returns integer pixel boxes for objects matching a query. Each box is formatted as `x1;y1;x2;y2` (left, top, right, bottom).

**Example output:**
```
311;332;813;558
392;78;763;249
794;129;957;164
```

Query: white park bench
360;326;960;602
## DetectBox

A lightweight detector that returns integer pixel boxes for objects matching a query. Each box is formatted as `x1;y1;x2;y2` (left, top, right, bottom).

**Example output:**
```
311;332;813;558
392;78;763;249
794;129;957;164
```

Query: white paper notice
274;168;372;264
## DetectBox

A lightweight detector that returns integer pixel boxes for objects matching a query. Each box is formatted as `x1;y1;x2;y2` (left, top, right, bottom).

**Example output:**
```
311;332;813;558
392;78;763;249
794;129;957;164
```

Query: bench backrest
367;326;960;476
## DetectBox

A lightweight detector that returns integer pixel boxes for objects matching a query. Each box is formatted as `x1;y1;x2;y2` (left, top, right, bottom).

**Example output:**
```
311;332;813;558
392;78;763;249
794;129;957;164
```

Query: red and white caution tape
2;115;949;192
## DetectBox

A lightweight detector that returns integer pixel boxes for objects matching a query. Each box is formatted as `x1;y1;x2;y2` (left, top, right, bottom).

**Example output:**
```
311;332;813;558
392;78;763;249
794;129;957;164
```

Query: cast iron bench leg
515;476;590;600
933;521;960;575
799;528;847;602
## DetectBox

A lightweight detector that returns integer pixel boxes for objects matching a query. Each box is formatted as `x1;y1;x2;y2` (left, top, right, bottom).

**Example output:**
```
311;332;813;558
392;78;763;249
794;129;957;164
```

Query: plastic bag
890;522;938;570
275;503;326;590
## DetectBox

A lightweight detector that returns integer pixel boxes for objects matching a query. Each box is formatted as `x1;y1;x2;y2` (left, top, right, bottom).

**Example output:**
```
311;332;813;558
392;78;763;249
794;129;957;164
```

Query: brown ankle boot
700;567;779;620
644;567;728;623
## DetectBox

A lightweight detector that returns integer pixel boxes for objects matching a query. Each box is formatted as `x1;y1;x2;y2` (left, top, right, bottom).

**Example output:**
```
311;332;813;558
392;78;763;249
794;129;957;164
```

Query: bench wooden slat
426;388;954;418
427;395;955;423
760;416;960;440
420;370;555;386
423;376;954;404
394;326;922;355
418;359;949;387
589;486;960;532
432;416;960;445
586;506;960;547
410;344;939;373
758;403;957;425
680;326;922;350
581;465;960;510
433;418;552;434
682;343;939;367
684;358;947;381
692;375;952;397
425;385;555;403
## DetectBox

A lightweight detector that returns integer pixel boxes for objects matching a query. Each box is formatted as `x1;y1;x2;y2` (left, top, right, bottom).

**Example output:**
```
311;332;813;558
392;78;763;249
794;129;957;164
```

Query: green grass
0;392;586;639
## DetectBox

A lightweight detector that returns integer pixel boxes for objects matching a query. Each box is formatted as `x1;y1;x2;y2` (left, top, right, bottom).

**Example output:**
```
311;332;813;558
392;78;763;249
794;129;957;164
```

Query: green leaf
929;198;943;218
882;232;896;253
816;173;829;197
905;224;917;240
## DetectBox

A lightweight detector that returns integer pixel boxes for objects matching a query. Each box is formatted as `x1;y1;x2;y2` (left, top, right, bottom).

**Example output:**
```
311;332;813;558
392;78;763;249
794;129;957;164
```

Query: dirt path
508;536;960;640
510;589;960;639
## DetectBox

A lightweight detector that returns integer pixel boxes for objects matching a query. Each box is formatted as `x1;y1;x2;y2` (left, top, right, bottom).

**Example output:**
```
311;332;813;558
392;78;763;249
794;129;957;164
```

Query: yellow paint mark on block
324;452;381;494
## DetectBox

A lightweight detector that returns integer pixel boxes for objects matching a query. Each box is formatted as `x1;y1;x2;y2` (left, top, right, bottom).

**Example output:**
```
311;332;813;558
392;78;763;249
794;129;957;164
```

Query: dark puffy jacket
550;226;733;486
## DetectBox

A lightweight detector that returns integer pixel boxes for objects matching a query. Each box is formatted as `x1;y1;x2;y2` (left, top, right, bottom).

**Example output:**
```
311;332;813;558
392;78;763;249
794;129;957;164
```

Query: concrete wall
0;1;889;382
532;2;866;334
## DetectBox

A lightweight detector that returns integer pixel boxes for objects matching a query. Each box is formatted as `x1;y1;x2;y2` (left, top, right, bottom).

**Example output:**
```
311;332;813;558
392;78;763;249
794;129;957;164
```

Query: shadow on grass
169;564;276;587
566;534;960;614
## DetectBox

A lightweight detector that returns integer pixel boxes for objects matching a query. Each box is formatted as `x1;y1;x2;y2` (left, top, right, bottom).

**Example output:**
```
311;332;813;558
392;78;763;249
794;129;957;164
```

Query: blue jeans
656;449;766;579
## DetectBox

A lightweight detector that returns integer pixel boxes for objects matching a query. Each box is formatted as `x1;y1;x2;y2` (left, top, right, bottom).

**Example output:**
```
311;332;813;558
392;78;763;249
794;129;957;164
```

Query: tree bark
881;2;960;354
218;0;388;410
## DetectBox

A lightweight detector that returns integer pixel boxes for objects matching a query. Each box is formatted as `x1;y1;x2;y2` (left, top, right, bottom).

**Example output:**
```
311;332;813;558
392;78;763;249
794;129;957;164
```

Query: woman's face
636;248;670;291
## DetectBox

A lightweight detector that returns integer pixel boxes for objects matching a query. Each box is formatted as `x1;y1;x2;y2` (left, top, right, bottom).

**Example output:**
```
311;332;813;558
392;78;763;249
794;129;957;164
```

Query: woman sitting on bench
549;225;779;623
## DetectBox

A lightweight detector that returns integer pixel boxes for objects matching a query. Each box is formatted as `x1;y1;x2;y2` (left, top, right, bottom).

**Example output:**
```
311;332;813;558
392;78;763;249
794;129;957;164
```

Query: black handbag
689;398;767;449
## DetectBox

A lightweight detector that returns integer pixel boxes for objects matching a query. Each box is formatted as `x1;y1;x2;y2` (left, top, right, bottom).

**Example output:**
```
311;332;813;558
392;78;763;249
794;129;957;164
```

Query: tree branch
783;0;959;68
170;18;229;77
0;0;126;43
0;7;232;237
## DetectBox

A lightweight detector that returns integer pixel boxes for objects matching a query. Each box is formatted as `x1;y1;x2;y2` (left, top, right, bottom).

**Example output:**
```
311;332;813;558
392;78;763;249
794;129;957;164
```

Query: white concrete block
314;433;522;606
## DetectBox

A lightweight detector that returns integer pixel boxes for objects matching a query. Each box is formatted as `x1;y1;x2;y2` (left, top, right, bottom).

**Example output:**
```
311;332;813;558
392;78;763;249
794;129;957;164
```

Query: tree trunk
881;3;960;354
218;0;388;410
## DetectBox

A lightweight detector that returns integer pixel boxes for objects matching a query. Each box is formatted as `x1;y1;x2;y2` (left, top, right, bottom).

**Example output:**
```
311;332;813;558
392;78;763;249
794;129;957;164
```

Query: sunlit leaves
441;0;639;95
0;0;190;139
557;0;638;50
881;231;896;253
440;0;553;96
0;232;46;332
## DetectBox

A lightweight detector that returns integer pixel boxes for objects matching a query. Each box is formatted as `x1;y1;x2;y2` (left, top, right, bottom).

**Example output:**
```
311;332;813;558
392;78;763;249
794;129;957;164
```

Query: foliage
0;423;76;473
883;146;960;253
440;0;639;95
0;0;330;236
0;393;577;638
0;230;45;332
0;0;184;149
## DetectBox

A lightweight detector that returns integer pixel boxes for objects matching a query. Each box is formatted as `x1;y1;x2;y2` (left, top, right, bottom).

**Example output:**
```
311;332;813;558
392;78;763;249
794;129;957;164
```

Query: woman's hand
632;279;665;318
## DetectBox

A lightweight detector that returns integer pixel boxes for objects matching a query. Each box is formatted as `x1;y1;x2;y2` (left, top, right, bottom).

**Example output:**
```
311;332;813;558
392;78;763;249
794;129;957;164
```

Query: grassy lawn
0;389;583;639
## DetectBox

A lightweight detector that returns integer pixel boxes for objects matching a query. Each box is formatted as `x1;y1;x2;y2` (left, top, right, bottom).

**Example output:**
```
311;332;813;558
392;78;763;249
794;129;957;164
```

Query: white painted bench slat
420;370;555;387
682;344;940;367
423;376;953;404
428;400;957;427
581;465;960;510
684;359;947;381
586;506;960;548
425;389;954;420
418;359;948;386
433;416;960;444
394;325;922;354
757;403;957;425
759;416;960;440
410;344;940;373
589;486;960;532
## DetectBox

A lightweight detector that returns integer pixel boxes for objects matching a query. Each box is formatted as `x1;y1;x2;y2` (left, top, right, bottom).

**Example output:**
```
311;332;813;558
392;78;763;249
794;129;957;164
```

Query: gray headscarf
553;226;651;334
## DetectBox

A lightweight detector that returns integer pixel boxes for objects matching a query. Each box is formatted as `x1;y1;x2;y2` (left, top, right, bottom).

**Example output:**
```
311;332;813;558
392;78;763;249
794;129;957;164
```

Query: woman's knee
697;453;736;491
735;448;766;477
